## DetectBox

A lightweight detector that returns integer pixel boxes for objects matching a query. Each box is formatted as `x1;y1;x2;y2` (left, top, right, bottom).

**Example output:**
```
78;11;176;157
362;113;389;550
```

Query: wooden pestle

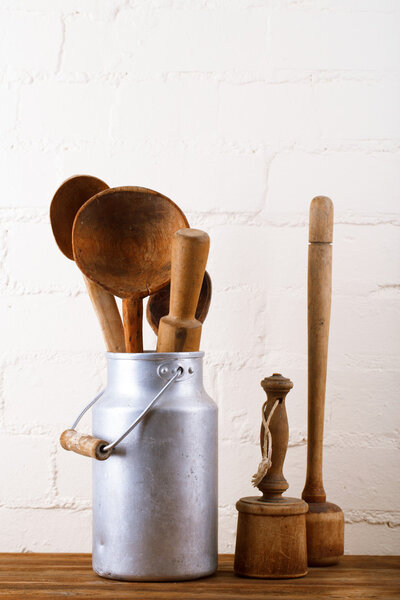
234;374;308;579
147;271;212;336
302;196;344;566
156;229;210;353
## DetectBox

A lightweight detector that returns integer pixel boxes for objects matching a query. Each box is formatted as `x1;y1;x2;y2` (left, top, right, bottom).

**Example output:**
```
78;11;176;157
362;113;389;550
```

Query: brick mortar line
2;69;399;85
0;210;399;227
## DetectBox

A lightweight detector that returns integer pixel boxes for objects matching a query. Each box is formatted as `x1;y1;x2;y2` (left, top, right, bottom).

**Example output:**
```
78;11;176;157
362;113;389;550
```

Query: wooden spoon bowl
72;186;189;352
50;175;125;353
50;175;108;260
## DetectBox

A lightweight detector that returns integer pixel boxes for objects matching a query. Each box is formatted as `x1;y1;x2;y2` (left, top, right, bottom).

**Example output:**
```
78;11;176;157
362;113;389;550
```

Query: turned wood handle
302;196;334;504
122;297;143;353
60;429;112;461
83;276;125;353
157;229;210;353
258;374;293;500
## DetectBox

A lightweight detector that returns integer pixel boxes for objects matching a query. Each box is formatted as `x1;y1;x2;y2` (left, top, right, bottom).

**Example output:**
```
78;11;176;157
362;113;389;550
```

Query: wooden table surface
0;554;398;599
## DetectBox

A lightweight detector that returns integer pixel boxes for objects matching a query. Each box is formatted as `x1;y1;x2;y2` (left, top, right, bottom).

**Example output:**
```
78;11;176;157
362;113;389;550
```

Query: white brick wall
0;0;399;556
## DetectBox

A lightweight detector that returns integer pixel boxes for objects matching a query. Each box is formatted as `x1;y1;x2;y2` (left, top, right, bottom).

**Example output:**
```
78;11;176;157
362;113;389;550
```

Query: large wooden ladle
72;186;189;353
50;175;125;353
146;271;212;335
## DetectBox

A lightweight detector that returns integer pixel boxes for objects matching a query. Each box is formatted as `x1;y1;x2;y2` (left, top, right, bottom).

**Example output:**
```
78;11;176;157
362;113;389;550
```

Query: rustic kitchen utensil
302;196;344;566
60;351;218;580
72;186;189;353
50;175;125;353
234;374;308;579
156;229;210;353
146;271;212;336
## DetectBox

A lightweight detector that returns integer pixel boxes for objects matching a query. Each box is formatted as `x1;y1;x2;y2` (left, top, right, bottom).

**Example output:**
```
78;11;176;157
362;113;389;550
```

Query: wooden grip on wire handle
83;276;125;353
60;429;112;461
302;196;333;504
157;229;210;353
122;297;143;353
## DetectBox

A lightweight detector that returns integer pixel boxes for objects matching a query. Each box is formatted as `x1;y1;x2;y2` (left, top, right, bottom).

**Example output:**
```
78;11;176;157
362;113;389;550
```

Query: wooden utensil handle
169;229;210;320
122;297;143;353
156;229;210;353
258;374;293;500
60;429;111;460
84;276;125;353
302;196;333;504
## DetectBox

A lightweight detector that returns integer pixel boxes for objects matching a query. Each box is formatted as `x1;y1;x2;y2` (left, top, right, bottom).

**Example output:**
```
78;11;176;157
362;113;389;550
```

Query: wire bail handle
60;367;183;460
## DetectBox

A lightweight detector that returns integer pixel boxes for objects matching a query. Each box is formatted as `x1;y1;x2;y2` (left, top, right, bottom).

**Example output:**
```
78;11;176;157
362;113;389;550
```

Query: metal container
91;351;217;581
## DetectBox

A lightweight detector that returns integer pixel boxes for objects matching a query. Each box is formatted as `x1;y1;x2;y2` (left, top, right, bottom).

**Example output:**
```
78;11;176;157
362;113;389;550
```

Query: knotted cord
252;399;279;487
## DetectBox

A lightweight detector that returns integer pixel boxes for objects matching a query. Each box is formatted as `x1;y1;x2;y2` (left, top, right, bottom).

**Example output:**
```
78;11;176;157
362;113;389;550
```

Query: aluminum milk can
63;351;218;581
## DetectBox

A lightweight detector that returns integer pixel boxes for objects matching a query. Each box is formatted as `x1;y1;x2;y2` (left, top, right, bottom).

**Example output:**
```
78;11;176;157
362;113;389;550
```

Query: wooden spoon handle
83;276;125;353
157;229;210;353
302;196;334;504
122;297;143;353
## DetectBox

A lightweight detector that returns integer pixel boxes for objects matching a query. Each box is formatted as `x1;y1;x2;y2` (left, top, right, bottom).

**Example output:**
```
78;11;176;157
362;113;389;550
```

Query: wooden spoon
72;186;189;353
146;271;212;336
50;175;125;353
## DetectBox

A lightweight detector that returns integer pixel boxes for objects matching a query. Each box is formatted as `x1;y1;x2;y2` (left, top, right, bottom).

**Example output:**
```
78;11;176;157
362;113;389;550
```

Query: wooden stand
302;197;344;566
234;374;308;579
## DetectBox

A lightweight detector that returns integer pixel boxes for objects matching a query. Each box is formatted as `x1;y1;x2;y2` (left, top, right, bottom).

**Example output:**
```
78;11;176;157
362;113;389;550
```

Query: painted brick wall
0;0;399;554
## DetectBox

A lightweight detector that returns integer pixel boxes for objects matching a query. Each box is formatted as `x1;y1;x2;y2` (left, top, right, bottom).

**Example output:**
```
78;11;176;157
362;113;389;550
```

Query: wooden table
0;554;398;599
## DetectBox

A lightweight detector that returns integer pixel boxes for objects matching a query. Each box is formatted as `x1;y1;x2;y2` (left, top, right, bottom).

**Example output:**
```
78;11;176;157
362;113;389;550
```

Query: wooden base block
305;502;344;566
234;496;308;579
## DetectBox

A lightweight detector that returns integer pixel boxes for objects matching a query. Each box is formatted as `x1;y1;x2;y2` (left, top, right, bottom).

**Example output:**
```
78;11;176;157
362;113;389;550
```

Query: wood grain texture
303;196;334;503
157;229;210;353
50;175;125;353
72;187;189;299
147;271;212;335
84;276;125;353
235;374;308;579
258;374;293;501
122;297;144;353
60;429;111;460
306;503;345;567
234;499;308;579
72;186;189;353
50;175;108;261
302;196;344;567
308;196;334;243
302;241;332;504
0;555;398;599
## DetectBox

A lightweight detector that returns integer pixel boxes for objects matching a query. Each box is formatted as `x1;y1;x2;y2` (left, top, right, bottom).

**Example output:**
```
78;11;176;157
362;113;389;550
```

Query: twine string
252;398;280;487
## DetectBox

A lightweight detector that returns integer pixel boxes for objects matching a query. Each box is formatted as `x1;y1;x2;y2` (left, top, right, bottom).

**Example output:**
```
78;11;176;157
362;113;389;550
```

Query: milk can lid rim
106;351;205;360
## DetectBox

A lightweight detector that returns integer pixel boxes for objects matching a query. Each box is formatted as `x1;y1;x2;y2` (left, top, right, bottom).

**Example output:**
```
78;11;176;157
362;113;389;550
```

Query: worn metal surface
92;351;218;581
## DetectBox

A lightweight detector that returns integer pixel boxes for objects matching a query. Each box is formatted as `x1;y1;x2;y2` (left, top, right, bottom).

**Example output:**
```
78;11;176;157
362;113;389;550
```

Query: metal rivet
188;367;193;374
160;367;168;375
